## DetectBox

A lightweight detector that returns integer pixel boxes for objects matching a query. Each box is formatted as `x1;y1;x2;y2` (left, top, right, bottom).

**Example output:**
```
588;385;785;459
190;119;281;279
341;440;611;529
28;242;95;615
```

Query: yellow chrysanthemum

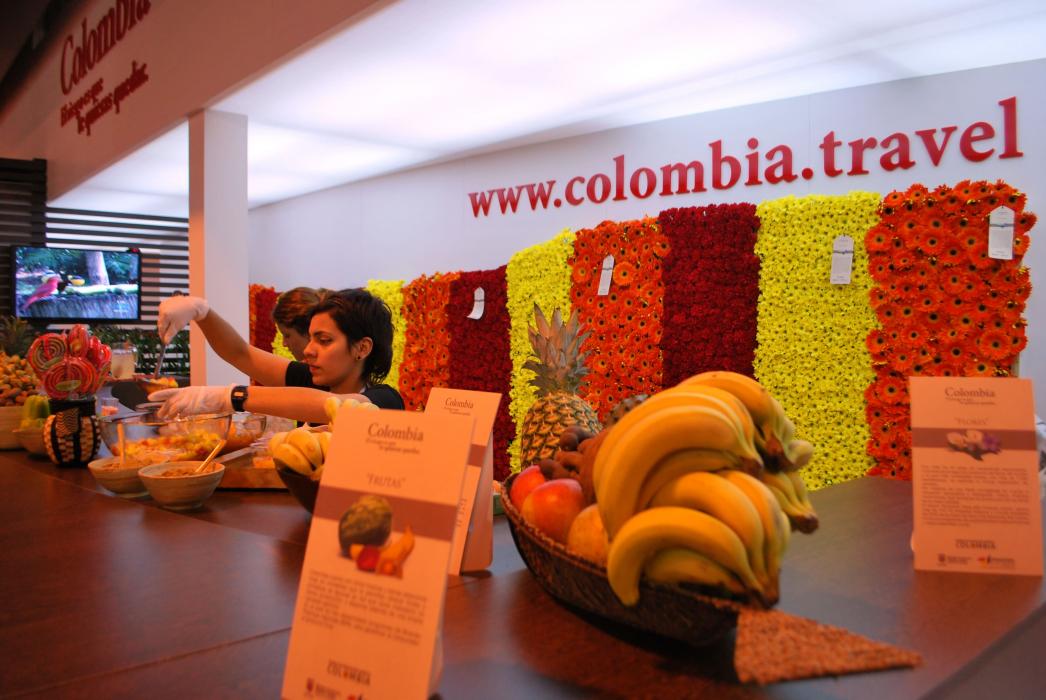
366;279;406;391
272;329;295;360
755;193;881;489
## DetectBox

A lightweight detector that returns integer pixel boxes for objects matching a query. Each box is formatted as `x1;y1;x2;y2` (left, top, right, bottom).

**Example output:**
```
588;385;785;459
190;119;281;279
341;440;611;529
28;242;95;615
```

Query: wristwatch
230;385;248;412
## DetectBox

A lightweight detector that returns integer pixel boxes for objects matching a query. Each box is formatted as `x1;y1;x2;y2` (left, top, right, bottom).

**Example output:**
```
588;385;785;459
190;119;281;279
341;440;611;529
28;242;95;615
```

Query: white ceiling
51;0;1046;217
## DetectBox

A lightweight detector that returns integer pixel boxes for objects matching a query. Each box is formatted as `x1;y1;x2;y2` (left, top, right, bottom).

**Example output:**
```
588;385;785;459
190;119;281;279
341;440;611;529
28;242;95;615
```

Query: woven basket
502;474;745;647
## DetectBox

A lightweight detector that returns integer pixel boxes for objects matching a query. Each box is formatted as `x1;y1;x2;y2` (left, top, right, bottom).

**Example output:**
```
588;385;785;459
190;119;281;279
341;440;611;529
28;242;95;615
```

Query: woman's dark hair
310;288;394;385
273;287;330;335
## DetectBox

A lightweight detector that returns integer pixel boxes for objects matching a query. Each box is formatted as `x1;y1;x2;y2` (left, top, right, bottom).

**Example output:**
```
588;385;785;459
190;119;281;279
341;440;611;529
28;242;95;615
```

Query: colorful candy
66;324;89;357
27;334;67;375
31;325;112;401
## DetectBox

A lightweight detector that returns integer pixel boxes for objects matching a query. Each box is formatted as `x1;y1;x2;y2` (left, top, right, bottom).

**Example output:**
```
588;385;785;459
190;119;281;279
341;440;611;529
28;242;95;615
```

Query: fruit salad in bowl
100;409;232;467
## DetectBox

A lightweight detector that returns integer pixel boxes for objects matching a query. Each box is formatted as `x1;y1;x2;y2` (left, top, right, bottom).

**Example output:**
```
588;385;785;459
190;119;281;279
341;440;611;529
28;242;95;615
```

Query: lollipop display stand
44;398;99;468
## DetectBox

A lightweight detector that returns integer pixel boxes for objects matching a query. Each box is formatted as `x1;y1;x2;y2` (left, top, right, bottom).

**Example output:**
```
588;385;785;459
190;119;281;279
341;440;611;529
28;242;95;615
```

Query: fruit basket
501;473;744;647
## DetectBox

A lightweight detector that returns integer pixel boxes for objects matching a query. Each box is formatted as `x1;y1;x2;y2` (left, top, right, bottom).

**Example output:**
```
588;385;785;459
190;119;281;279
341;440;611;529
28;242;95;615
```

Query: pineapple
518;304;602;468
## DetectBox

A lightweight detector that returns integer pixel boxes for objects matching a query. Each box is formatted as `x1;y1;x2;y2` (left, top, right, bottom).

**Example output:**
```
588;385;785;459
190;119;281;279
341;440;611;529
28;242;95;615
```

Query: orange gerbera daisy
866;226;893;253
966;359;996;377
977;330;1011;361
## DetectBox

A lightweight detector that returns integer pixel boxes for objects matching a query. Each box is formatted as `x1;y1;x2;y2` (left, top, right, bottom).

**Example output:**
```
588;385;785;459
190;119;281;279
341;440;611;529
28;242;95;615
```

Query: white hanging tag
596;255;614;296
988;206;1015;260
829;235;854;285
467;287;485;320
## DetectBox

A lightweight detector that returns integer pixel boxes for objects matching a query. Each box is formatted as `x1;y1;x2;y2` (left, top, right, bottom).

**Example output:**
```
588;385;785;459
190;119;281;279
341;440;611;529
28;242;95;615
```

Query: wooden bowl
276;465;319;513
501;473;745;647
14;426;48;456
88;456;148;497
138;461;225;510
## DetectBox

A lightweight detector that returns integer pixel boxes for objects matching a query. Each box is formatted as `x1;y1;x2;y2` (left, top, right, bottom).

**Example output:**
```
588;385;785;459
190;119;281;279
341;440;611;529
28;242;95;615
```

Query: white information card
910;377;1043;577
281;407;473;699
425;387;501;574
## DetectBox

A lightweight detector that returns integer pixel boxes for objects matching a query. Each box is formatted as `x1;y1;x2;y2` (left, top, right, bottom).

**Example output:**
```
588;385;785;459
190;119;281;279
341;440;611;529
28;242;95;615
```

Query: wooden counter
2;451;1044;698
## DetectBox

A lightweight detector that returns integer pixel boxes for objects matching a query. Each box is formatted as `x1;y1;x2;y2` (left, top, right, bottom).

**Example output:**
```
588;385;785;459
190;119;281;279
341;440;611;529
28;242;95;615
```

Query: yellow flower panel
505;229;576;473
366;279;407;392
754;192;881;489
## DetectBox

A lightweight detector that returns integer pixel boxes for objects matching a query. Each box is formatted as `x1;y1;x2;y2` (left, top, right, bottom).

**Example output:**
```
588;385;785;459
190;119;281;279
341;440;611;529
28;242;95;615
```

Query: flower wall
863;180;1034;479
399;273;458;411
754;193;882;488
569;218;668;420
245;180;1033;488
659;204;761;386
447;267;515;480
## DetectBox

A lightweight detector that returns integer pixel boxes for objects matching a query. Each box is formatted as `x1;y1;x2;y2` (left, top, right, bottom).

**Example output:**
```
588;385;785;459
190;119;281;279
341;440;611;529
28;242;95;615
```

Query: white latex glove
157;294;210;344
150;385;233;419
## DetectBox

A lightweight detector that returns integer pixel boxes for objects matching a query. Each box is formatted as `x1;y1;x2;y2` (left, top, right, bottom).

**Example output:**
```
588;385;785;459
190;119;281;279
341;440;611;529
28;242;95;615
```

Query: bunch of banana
606;468;788;607
270;427;332;480
324;395;380;428
680;371;814;472
593;383;764;539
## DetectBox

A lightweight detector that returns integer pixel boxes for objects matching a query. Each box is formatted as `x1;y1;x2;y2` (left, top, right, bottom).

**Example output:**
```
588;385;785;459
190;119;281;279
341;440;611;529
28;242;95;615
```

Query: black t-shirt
284;361;405;410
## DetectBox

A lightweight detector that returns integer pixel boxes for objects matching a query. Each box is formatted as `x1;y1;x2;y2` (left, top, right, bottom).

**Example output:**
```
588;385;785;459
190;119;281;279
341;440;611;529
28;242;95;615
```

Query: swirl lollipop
27;333;67;375
66;324;89;357
42;356;98;400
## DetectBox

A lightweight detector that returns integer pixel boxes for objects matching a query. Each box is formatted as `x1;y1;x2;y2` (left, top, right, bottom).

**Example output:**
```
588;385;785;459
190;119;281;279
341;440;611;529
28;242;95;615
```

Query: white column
187;109;248;387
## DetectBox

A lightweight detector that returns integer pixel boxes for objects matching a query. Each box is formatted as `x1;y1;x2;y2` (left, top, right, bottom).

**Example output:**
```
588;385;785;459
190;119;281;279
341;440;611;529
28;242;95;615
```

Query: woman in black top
151;288;404;422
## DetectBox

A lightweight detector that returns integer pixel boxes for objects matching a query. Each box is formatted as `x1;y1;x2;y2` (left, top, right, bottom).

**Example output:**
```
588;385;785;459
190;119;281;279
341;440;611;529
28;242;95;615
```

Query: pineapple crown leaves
523;303;591;395
0;316;40;356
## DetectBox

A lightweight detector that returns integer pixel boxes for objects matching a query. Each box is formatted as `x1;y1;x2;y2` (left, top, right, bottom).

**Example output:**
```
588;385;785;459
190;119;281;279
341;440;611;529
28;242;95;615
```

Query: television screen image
12;246;141;322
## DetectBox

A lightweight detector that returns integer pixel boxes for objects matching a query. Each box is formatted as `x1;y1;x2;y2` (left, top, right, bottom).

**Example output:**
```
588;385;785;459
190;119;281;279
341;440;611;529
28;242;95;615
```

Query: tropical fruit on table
270;396;379;481
0;352;40;407
513;370;819;610
20;394;50;428
518;304;602;469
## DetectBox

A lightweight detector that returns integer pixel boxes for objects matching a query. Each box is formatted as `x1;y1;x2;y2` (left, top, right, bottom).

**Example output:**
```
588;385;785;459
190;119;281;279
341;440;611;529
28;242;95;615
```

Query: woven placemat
734;608;923;685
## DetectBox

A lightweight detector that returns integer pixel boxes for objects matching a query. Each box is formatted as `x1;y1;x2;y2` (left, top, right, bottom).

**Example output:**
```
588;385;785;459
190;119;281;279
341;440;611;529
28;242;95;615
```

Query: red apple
509;464;547;511
521;478;586;544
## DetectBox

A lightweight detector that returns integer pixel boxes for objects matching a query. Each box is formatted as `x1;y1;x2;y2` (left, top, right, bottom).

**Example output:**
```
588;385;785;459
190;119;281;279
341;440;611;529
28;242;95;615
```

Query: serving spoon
193;438;227;474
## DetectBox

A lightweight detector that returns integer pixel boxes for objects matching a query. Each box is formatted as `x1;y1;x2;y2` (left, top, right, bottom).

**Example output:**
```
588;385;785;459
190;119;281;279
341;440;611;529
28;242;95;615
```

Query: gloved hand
150;385;233;419
157;294;210;344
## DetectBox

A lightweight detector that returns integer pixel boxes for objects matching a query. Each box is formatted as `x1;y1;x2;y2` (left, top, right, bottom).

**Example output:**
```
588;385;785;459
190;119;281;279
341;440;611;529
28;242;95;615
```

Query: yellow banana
596;406;762;537
643;548;746;596
680;371;790;460
606;506;764;606
288;427;324;468
274;442;313;476
720;469;788;585
593;386;759;488
668;384;760;452
649;472;768;586
783;439;814;470
317;431;332;461
324;396;342;425
761;469;820;534
786;470;816;513
634;448;740;512
268;430;289;455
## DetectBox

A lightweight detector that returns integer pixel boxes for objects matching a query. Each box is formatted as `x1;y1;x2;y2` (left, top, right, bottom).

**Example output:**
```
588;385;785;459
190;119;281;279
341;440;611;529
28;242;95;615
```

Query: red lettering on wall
60;0;151;95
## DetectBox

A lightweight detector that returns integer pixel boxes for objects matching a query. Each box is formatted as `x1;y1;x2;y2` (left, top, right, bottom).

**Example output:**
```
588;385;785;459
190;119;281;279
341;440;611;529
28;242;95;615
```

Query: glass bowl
99;409;233;468
225;413;268;453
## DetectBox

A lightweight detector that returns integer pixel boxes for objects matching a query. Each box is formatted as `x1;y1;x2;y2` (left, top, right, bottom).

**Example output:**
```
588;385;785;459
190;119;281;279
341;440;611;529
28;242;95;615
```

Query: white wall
249;59;1046;411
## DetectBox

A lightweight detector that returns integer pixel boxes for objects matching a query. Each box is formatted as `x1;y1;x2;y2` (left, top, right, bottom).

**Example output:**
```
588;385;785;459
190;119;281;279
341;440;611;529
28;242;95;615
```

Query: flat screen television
11;245;142;322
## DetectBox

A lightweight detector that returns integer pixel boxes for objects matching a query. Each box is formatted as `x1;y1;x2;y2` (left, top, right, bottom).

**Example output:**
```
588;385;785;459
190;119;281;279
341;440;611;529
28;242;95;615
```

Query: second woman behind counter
151;287;404;423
